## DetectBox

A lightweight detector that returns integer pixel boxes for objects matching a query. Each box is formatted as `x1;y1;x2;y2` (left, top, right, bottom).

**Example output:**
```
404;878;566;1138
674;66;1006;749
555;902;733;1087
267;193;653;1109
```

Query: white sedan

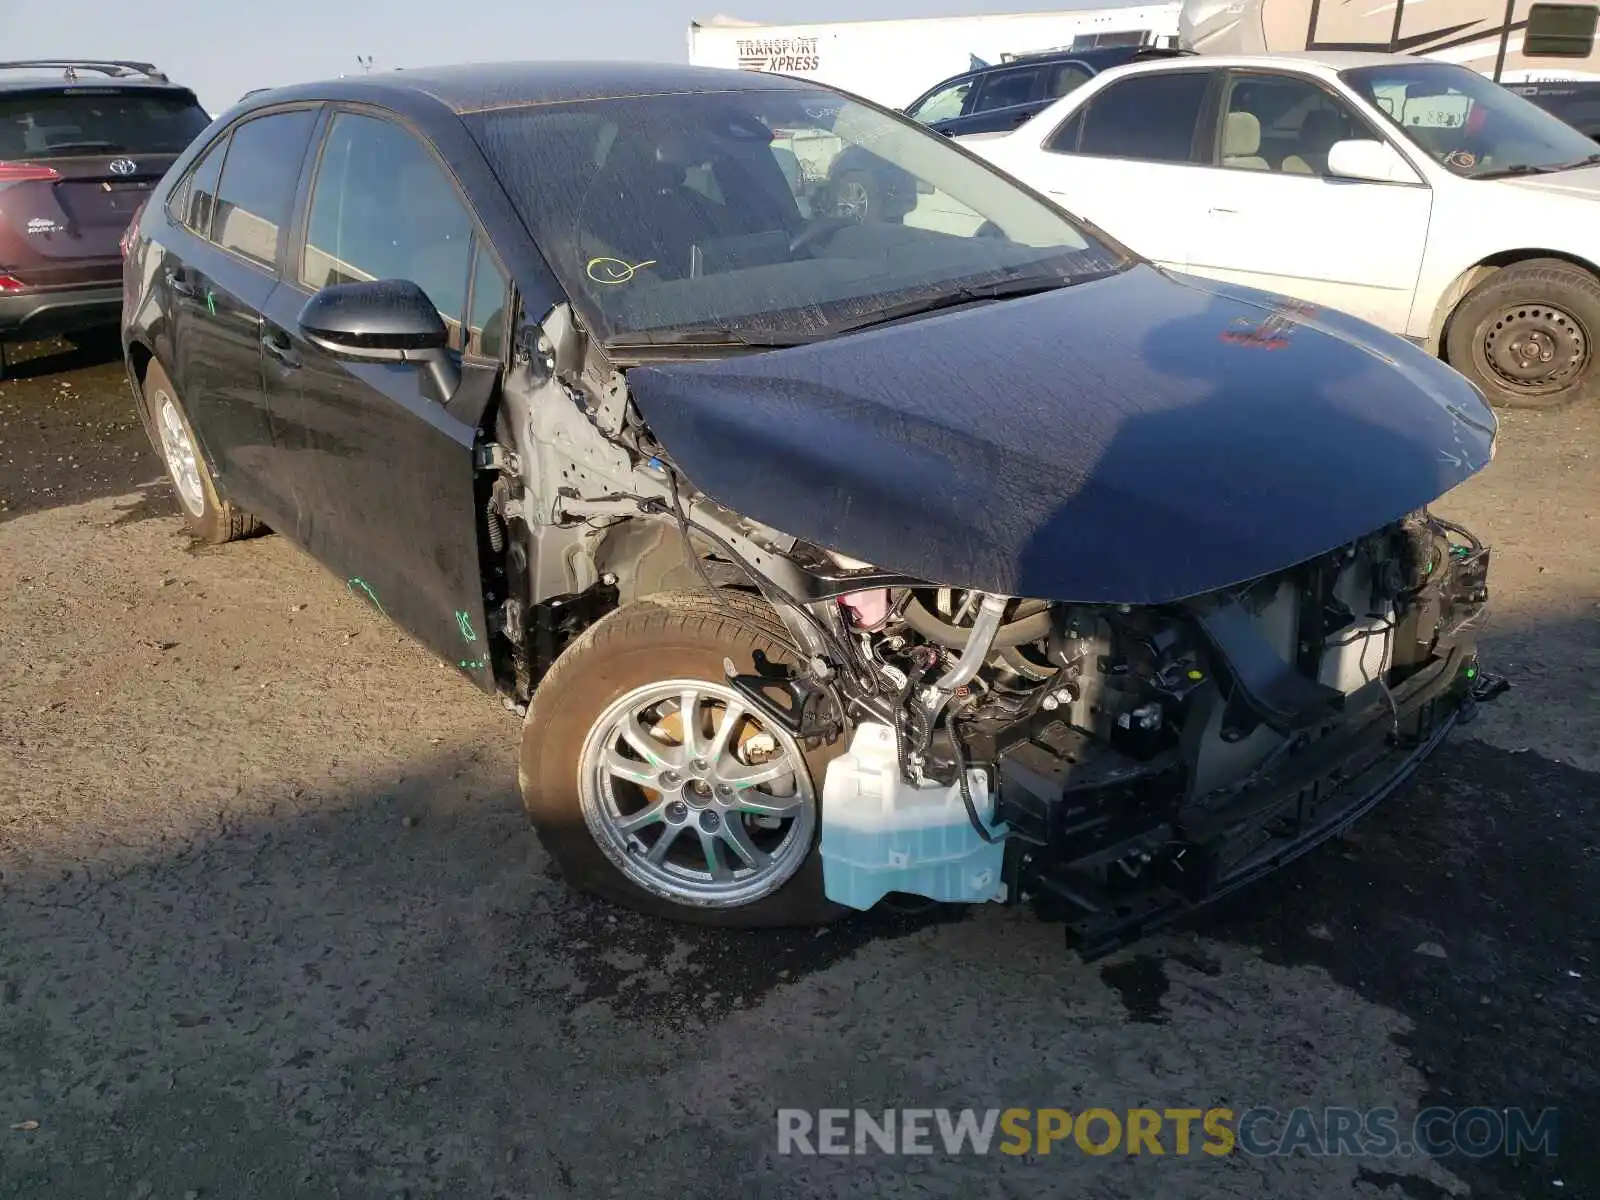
965;50;1600;409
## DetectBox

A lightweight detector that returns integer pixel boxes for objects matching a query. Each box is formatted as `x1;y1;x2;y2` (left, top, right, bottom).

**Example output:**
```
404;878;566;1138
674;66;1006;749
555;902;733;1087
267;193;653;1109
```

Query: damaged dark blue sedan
121;62;1504;956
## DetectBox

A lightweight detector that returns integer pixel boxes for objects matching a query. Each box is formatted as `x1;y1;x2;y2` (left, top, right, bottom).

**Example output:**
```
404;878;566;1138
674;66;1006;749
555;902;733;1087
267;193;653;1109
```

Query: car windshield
0;89;210;159
1340;62;1600;178
466;85;1127;345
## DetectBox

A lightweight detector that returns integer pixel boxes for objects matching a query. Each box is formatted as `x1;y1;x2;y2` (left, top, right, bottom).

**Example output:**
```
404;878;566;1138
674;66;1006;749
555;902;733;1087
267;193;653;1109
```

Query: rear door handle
164;268;196;298
1209;207;1239;215
261;327;300;370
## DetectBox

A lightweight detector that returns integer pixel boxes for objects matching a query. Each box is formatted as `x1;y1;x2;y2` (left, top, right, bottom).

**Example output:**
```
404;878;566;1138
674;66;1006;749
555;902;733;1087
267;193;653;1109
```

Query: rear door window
1048;63;1096;99
1075;71;1214;163
211;109;317;268
302;111;474;347
0;90;210;160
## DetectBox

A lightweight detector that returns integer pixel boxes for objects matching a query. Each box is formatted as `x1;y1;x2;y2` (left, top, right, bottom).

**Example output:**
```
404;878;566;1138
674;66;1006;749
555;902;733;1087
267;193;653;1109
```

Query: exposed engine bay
481;299;1504;955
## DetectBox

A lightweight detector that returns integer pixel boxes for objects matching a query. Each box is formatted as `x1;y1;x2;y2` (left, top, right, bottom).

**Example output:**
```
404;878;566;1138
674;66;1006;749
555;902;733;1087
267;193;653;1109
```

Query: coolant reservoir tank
820;723;1007;911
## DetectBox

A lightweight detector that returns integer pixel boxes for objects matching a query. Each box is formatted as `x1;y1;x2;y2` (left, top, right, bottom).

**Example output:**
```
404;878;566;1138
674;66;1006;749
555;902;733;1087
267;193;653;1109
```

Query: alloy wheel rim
577;678;816;907
833;179;871;221
155;392;206;518
1482;302;1588;395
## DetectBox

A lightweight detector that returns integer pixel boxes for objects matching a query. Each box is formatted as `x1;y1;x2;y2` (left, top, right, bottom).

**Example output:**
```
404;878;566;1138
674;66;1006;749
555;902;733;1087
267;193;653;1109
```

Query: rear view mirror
298;279;460;397
1325;138;1423;185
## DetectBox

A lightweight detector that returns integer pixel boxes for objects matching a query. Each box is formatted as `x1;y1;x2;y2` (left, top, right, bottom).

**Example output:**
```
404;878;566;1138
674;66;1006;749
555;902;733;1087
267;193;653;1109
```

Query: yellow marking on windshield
587;257;657;285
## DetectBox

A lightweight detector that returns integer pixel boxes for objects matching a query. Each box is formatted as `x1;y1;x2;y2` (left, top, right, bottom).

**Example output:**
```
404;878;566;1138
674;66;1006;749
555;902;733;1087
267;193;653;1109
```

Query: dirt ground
1;339;1596;1199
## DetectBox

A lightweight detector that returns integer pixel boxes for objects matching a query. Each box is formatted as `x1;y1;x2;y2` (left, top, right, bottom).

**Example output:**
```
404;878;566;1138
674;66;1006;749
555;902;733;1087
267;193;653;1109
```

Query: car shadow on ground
2;670;1593;1198
2;332;121;381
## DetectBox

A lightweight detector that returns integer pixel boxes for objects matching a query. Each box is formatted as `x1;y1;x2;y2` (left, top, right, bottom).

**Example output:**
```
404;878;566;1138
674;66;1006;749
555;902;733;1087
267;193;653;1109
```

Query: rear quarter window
0;89;210;159
181;136;228;239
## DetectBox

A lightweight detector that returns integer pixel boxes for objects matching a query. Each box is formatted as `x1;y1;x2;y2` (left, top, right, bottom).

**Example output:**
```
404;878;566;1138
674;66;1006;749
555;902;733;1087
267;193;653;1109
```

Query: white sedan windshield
1342;62;1600;178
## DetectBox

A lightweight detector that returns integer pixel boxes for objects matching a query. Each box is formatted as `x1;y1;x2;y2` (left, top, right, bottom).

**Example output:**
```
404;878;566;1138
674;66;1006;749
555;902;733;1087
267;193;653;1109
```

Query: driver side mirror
298;279;461;398
1325;138;1423;185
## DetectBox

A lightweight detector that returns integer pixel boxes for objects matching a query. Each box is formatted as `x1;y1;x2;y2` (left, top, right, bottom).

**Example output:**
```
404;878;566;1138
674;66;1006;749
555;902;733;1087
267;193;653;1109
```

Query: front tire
519;590;847;928
1446;258;1600;410
144;359;263;544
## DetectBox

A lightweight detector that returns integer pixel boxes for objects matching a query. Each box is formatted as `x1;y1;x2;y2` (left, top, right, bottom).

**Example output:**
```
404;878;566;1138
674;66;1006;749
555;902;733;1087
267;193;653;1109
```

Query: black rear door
159;108;318;528
260;108;504;686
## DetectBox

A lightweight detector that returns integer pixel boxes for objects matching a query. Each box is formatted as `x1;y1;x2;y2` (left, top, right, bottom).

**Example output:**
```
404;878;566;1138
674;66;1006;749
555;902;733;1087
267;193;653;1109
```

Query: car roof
909;45;1190;98
248;61;820;117
1106;48;1439;75
998;45;1190;66
0;59;189;94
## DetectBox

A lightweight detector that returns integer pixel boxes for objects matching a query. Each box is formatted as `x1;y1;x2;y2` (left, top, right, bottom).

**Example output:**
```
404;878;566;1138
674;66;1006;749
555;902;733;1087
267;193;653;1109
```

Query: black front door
260;108;494;685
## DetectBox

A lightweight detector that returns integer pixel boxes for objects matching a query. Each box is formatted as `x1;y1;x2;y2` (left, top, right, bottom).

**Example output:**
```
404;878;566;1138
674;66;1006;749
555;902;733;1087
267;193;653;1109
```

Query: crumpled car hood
627;265;1496;605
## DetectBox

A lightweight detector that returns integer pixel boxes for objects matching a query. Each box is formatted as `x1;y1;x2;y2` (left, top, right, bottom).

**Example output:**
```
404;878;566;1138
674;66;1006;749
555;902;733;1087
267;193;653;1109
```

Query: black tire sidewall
520;596;848;928
1448;262;1600;410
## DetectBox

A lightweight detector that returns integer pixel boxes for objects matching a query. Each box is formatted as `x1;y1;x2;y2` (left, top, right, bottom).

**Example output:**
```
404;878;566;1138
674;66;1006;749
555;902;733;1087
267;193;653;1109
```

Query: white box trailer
687;5;1183;108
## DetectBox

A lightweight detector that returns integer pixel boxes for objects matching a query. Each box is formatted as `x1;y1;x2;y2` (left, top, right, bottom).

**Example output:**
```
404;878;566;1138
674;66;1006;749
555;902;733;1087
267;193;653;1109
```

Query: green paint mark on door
347;577;387;618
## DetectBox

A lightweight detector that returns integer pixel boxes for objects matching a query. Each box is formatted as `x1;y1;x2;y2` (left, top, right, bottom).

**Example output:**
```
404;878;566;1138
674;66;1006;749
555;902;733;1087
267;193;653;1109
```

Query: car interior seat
1221;111;1269;171
1281;108;1345;175
579;132;718;278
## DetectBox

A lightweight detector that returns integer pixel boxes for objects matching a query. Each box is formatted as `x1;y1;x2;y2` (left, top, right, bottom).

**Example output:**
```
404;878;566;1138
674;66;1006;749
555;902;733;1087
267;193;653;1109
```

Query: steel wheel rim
155;391;206;518
577;678;816;907
1481;301;1589;395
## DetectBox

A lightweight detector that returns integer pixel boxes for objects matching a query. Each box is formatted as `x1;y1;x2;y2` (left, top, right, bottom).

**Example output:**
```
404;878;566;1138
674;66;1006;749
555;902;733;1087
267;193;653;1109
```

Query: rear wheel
1446;259;1600;410
519;590;847;927
144;359;263;543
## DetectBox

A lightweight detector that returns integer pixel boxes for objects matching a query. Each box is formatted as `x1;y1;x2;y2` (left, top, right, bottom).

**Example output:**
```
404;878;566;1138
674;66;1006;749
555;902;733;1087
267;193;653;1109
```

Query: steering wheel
789;215;855;258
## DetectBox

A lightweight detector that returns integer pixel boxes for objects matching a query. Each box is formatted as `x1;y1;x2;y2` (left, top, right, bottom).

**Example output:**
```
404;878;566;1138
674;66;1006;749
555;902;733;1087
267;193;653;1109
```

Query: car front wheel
1446;258;1600;409
519;590;847;927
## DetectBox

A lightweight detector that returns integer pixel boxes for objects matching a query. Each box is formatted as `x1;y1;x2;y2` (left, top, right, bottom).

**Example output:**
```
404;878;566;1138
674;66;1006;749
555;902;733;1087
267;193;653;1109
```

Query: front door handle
261;328;300;370
1209;206;1239;215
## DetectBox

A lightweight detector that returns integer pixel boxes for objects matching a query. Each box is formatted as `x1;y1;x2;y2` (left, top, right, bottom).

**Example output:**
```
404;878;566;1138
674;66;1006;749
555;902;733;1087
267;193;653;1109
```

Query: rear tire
1445;258;1600;410
144;359;264;543
519;590;849;928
